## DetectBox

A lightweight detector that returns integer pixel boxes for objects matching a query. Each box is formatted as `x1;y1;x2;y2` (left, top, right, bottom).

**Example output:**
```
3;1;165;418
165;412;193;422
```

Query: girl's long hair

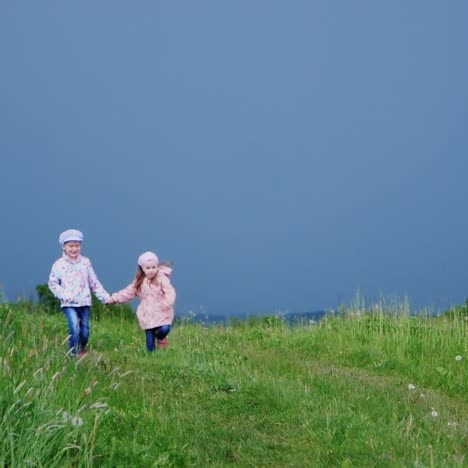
133;261;173;293
133;266;146;293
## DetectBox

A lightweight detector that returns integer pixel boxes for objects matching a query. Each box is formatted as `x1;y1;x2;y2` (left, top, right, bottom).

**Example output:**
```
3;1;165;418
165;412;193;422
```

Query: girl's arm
159;274;176;323
158;267;176;307
87;260;110;303
109;283;138;304
48;264;68;302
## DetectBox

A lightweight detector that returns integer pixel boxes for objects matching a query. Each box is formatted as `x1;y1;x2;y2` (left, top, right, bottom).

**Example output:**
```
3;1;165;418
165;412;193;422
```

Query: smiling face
63;241;81;260
141;258;158;279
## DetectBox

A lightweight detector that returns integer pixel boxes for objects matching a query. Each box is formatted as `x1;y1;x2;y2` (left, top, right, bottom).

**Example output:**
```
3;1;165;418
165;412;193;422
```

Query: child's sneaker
78;348;87;356
157;338;168;348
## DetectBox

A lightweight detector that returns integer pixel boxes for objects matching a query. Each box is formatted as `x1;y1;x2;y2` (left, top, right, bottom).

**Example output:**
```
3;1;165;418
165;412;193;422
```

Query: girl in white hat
48;229;110;356
106;251;176;352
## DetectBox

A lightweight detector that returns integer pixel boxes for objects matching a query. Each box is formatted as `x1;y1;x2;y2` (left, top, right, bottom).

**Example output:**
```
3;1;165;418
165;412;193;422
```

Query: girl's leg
145;328;156;352
156;325;171;347
62;307;80;354
155;325;171;340
77;306;90;353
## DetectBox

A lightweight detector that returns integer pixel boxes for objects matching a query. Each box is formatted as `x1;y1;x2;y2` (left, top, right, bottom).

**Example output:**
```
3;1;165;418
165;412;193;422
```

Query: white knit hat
59;229;83;246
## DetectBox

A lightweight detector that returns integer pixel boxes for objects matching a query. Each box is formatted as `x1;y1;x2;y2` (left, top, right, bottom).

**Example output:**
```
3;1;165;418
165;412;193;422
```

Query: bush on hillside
35;283;133;320
91;293;134;322
36;284;61;312
443;299;468;319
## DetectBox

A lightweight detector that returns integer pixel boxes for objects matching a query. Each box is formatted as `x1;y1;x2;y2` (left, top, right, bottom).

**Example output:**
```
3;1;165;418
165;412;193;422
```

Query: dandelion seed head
408;384;416;390
71;416;83;426
431;410;439;417
455;355;462;361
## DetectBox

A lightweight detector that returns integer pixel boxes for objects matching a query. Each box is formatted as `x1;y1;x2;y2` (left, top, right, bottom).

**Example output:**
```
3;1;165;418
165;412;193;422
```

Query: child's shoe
78;348;87;356
157;338;168;348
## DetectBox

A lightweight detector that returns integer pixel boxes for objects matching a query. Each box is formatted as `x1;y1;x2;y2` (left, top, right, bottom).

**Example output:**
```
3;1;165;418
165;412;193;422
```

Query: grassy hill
0;302;466;466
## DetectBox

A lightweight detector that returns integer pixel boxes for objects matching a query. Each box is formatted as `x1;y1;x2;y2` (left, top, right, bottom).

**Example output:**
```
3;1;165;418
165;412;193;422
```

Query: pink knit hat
138;251;159;267
59;229;83;246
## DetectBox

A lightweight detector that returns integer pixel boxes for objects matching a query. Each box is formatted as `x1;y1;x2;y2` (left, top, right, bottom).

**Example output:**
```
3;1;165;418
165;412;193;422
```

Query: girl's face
63;241;81;260
141;259;158;279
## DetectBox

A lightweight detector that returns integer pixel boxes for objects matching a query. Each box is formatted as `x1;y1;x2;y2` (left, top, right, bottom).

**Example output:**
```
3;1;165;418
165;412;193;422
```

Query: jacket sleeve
110;283;138;304
48;262;67;302
87;260;110;303
159;270;176;308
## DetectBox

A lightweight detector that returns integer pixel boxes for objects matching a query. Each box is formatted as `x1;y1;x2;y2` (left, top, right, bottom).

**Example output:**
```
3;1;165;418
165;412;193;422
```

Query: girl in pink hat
106;251;176;352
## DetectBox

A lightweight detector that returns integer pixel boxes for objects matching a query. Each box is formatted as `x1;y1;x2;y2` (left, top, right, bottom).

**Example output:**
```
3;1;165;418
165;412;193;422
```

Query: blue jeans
145;325;171;352
62;307;90;354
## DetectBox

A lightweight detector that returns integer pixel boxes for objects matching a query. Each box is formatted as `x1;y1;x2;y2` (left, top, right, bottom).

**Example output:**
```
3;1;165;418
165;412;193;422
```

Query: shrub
35;283;60;312
34;284;133;320
443;299;468;320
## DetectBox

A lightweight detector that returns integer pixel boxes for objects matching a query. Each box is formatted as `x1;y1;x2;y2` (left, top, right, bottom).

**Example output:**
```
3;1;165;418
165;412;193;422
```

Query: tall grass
0;300;466;466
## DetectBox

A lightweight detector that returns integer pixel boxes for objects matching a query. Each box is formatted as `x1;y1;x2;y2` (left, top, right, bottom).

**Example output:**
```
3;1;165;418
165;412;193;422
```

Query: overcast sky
1;1;467;317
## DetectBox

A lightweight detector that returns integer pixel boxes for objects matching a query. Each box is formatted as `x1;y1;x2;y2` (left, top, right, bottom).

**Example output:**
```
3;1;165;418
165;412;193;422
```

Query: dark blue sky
1;2;468;316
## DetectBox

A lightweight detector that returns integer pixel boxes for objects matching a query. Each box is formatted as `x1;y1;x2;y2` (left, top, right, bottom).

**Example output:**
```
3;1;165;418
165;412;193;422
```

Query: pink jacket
110;265;176;330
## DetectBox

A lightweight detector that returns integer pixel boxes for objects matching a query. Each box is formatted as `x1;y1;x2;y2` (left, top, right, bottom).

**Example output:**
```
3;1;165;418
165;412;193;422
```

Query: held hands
105;297;116;305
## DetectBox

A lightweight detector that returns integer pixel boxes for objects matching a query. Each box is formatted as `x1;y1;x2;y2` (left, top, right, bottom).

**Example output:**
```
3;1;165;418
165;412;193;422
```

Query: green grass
0;303;466;467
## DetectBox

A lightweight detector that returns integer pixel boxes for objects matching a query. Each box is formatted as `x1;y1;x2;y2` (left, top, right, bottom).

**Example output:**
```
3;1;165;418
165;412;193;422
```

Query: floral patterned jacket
48;255;110;307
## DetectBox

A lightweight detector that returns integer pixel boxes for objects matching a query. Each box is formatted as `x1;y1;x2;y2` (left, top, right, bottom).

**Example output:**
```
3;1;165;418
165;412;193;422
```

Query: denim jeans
145;324;171;352
62;306;90;354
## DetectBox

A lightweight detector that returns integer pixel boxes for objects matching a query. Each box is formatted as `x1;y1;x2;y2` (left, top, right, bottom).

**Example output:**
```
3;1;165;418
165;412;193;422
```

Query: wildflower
431;410;439;417
408;384;416;391
455;355;462;361
71;416;83;426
